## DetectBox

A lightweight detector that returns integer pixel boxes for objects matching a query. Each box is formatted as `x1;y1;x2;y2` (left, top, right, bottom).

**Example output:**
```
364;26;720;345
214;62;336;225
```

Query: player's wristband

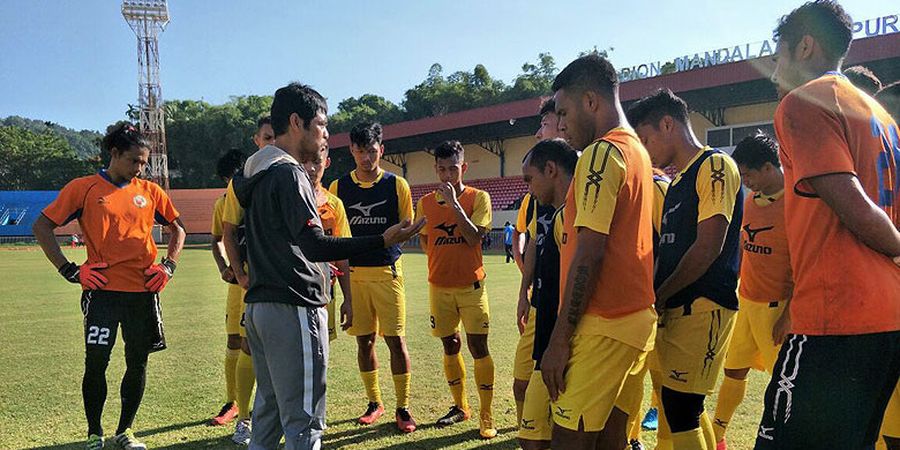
58;261;80;284
160;257;177;277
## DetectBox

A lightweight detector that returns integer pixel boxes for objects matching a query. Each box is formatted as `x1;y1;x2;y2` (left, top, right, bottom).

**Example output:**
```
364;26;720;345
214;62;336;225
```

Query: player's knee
723;367;750;380
357;333;376;350
383;335;407;353
661;387;705;432
84;350;111;373
513;378;529;400
124;348;149;369
227;334;241;350
441;334;462;355
466;334;489;359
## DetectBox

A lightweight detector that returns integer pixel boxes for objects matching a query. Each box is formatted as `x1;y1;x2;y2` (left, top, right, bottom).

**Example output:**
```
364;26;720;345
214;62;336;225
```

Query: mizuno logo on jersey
433;222;465;245
743;224;775;254
348;200;388;225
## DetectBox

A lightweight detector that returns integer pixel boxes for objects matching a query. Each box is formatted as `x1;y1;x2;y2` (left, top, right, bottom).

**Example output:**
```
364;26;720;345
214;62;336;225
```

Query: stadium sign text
618;13;899;82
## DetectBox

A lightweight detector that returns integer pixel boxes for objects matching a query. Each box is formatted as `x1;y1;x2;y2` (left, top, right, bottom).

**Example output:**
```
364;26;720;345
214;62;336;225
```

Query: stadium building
2;23;898;239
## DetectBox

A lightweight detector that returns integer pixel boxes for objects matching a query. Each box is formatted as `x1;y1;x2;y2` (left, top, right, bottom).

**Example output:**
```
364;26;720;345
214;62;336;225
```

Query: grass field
1;246;771;449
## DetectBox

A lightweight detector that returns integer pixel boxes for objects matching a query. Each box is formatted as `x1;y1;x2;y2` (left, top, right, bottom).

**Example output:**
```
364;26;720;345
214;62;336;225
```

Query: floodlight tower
122;0;170;189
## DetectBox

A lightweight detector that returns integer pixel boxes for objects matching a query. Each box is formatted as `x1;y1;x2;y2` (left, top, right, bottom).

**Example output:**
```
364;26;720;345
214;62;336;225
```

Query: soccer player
756;3;899;447
711;133;792;450
540;54;658;450
220;115;275;445
877;81;900;450
513;97;567;426
301;145;353;341
517;138;578;450
209;149;247;427
329;122;418;432
32;122;186;450
627;88;743;450
843;65;882;96
503;221;515;263
415;140;496;438
232;83;423;450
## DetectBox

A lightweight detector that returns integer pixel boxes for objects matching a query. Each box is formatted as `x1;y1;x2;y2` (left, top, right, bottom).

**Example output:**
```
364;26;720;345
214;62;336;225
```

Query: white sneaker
232;419;252;446
113;428;147;450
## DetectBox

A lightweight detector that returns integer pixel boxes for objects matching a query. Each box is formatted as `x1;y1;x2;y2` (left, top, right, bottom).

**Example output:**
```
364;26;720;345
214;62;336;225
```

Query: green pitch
1;247;770;449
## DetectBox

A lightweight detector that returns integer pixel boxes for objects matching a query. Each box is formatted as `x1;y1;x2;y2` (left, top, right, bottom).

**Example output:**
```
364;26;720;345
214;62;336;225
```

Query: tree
328;94;404;134
0;116;102;159
0;126;98;190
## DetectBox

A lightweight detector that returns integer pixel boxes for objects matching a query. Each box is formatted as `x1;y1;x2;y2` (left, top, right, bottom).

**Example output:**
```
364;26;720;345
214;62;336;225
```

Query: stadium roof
327;32;900;154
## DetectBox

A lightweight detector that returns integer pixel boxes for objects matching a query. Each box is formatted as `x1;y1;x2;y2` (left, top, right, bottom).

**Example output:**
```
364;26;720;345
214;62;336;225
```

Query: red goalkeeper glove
144;257;177;292
59;261;109;290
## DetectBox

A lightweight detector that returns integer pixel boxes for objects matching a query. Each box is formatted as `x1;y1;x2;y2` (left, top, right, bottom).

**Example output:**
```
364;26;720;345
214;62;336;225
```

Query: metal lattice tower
122;0;170;189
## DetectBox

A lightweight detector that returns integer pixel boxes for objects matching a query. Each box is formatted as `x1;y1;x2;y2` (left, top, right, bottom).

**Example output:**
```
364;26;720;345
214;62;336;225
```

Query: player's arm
516;237;537;335
164;218;186;263
33;214;68;270
655;154;740;309
223;222;246;287
806;174;900;258
513;230;526;272
542;229;609;400
334;258;353;329
513;197;530;272
211;234;234;283
416;197;429;252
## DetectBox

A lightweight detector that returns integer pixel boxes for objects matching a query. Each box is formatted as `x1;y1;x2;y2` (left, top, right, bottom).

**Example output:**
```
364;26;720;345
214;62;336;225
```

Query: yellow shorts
225;283;246;336
347;276;406;337
552;334;645;432
724;296;787;372
513;307;537;381
655;298;737;395
519;368;552;442
883;381;900;439
429;281;490;338
616;351;649;419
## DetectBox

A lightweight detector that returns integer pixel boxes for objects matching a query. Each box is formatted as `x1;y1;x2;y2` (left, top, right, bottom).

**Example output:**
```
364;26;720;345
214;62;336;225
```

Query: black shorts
80;290;167;356
755;331;900;450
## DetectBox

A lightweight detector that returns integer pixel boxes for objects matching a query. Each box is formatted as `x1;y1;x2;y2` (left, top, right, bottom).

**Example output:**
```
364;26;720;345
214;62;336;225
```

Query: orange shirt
738;191;793;302
775;73;900;335
416;186;492;287
43;171;179;292
560;128;656;319
316;187;351;238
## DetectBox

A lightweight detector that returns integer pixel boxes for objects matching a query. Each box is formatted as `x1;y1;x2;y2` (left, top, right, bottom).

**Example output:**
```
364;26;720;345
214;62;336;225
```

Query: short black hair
350;122;383;148
843;66;882;96
539;97;556;116
774;0;852;64
101;121;150;156
876;81;900;122
552;54;618;97
216;149;246;179
731;132;781;169
270;82;327;137
434;140;464;161
626;89;691;128
256;115;271;130
524;139;578;176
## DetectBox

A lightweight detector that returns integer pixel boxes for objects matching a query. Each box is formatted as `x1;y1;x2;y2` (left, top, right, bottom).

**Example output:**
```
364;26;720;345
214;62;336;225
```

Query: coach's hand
383;218;426;247
516;290;530;335
541;338;570;402
59;262;109;290
340;300;353;331
144;257;176;293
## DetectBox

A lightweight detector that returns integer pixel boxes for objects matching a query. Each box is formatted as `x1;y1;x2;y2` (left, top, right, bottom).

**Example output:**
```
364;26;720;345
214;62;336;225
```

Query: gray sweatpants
244;302;328;450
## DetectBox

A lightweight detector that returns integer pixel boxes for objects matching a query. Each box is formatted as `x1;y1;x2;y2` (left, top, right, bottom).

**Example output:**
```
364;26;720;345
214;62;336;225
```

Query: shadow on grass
323;424;520;449
24;419;218;450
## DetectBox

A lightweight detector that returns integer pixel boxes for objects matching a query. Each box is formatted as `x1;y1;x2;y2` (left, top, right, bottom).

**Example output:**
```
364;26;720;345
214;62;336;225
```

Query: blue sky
0;1;891;131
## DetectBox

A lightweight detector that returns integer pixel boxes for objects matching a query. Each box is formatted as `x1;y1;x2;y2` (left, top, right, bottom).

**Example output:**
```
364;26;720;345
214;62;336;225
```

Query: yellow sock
235;351;255;420
712;376;747;442
443;353;468;411
700;411;716;450
473;355;495;419
225;348;239;403
671;428;706;450
392;373;411;409
360;370;382;405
